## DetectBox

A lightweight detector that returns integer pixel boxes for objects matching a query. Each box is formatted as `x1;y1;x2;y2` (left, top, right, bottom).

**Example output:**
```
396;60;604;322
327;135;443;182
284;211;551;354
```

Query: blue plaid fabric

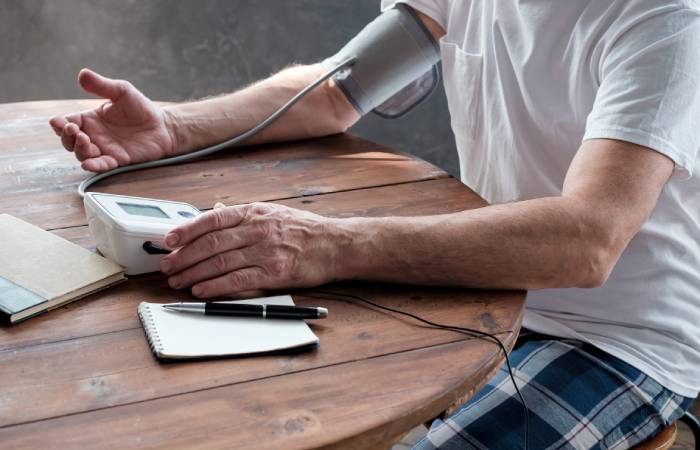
413;334;694;450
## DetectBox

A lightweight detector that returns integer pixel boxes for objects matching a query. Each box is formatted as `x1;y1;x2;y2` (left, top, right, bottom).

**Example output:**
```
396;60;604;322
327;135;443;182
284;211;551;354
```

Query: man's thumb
78;68;127;101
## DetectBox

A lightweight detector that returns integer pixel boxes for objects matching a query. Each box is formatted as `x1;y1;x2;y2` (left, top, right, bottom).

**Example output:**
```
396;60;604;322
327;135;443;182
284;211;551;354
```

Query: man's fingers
52;114;85;148
81;154;119;173
165;206;247;248
160;227;257;275
166;248;252;290
78;68;127;101
73;132;98;160
61;123;79;152
64;112;83;128
49;116;67;136
191;267;267;298
74;132;101;160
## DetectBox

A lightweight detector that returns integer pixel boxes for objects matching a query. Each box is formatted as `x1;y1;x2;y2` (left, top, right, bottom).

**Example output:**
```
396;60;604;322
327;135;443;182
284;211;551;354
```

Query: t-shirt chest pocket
439;38;484;141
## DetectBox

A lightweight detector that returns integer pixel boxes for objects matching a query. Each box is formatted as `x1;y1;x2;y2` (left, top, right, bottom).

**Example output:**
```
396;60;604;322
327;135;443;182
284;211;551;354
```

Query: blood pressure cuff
322;4;441;119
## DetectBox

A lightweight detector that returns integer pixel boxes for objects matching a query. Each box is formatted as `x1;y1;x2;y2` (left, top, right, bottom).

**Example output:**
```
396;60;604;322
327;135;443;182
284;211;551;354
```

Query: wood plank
0;177;523;429
1;136;446;230
275;175;487;217
0;337;517;450
0;101;525;450
0;285;521;427
0;100;447;230
0;178;487;351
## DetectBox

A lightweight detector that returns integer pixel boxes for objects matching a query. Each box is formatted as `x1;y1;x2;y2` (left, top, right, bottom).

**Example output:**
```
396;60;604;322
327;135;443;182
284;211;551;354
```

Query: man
50;1;700;448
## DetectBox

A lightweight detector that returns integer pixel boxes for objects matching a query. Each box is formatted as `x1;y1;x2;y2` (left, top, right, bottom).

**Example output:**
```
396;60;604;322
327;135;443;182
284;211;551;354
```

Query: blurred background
0;0;459;175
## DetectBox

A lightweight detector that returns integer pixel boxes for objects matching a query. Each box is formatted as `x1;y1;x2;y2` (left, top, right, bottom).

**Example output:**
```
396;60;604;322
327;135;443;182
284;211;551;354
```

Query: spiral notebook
138;295;320;360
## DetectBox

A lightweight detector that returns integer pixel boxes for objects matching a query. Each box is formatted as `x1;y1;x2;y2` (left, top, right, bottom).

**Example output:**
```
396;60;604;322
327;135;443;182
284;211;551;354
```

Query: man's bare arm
50;7;441;171
414;10;446;40
165;64;361;154
160;138;674;297
154;12;675;296
336;139;674;290
166;7;444;154
49;63;360;171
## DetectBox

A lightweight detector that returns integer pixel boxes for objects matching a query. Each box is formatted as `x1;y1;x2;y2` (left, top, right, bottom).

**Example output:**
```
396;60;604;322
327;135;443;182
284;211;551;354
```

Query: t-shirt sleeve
380;0;448;31
583;10;700;179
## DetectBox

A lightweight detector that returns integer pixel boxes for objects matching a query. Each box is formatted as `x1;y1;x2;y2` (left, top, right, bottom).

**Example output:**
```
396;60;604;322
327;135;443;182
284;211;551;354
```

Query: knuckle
119;80;134;94
262;221;276;238
250;202;271;216
209;208;226;230
212;253;228;272
254;222;274;241
203;232;220;253
267;258;287;277
164;256;179;273
227;271;249;290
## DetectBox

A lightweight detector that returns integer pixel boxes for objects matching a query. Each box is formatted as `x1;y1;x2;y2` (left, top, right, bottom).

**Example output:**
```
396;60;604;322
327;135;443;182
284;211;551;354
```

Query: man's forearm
164;63;360;155
323;138;674;292
334;196;621;291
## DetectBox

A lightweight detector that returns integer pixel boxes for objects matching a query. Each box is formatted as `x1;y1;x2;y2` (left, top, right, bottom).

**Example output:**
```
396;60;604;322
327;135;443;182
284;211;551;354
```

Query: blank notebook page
138;295;319;360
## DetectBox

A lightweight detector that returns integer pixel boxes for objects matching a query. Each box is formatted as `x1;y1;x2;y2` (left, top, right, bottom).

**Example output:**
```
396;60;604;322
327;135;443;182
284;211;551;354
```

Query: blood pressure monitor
84;192;200;275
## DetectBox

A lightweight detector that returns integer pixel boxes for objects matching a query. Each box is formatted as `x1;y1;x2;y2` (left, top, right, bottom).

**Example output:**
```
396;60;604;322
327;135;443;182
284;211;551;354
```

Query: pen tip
318;307;328;318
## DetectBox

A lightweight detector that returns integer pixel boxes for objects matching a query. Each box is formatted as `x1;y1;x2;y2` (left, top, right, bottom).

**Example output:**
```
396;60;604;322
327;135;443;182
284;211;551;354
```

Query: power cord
304;289;530;450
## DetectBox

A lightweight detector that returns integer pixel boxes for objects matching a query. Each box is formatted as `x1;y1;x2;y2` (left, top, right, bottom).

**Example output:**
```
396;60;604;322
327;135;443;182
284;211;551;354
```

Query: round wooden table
0;100;525;449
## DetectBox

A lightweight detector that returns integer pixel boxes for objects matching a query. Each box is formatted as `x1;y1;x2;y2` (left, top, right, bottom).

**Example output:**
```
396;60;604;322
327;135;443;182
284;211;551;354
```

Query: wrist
324;217;381;282
162;106;186;156
162;105;190;156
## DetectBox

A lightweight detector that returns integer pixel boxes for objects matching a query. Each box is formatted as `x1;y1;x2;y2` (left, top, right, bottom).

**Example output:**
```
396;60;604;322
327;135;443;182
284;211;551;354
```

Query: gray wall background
0;0;458;175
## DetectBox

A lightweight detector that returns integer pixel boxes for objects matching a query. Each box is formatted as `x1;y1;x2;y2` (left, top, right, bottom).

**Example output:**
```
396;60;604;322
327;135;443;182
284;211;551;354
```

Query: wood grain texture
0;337;516;450
0;177;490;352
0;101;525;450
0;179;516;428
0;100;447;230
0;285;520;427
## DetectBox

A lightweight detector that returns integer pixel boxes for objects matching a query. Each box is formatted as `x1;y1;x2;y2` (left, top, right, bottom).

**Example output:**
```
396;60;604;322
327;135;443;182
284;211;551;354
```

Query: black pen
162;302;328;319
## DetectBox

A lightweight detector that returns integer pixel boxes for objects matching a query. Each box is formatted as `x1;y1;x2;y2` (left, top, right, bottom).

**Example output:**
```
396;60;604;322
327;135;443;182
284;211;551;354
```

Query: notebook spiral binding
138;303;164;356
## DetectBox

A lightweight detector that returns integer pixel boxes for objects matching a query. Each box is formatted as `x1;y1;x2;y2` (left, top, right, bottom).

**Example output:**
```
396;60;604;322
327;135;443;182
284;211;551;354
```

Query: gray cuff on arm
322;3;441;118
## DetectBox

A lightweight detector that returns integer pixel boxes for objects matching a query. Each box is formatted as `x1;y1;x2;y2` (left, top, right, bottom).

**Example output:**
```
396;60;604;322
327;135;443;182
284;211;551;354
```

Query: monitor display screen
117;202;169;219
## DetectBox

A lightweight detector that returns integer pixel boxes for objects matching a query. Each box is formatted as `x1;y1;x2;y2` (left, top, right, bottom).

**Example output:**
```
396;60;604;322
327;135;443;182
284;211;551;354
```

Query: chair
631;423;676;450
679;411;700;450
632;412;700;450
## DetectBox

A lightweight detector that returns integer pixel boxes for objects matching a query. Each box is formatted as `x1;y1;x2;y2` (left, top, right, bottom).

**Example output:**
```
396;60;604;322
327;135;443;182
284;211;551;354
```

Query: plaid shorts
413;332;694;450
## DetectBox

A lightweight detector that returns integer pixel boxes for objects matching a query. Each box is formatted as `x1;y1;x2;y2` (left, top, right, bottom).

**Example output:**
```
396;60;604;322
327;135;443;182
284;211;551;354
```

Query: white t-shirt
382;0;700;397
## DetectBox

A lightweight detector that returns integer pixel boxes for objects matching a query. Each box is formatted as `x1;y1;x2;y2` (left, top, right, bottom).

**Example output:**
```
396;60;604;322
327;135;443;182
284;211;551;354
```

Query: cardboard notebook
0;214;125;323
138;295;320;360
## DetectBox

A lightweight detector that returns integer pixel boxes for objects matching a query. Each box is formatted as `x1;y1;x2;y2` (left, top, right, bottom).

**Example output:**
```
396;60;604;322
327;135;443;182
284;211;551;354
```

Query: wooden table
0;100;525;449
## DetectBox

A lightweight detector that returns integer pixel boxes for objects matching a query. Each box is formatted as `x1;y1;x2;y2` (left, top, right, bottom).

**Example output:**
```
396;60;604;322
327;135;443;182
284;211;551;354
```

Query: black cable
304;289;530;450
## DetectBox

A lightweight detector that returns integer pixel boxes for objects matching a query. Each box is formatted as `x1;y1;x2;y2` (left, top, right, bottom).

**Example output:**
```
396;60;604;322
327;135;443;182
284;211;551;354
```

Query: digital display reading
117;202;169;219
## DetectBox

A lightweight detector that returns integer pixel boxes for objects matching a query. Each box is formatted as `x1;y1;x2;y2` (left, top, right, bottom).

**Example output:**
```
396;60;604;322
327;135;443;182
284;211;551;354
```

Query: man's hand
159;202;348;298
49;69;178;172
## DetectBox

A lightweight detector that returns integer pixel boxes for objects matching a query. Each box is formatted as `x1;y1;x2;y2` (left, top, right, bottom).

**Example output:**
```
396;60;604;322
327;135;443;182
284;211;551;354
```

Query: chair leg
679;412;700;450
